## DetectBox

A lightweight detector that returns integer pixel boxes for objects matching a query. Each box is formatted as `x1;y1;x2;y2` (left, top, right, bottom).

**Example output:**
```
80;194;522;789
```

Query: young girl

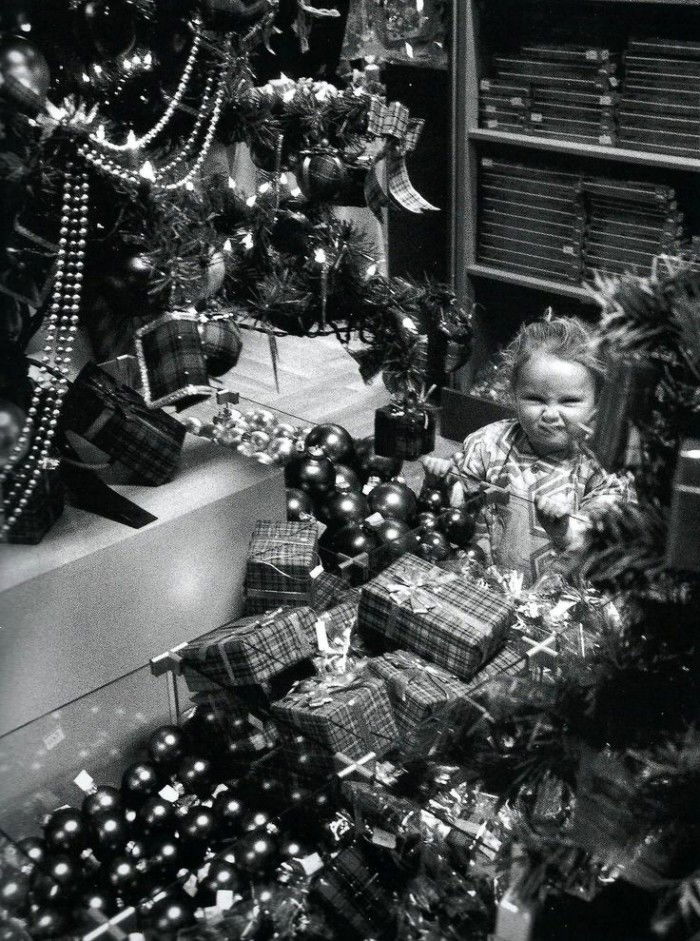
423;317;631;585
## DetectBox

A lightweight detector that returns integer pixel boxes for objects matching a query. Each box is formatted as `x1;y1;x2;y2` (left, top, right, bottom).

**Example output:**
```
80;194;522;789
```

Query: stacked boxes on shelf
476;155;694;283
479;43;619;146
619;39;700;158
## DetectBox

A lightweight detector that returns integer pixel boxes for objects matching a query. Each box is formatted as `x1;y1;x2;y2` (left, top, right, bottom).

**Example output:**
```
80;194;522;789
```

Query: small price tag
248;713;265;732
203;907;224;925
315;619;329;653
371;828;397;849
212;784;229;798
310;564;324;580
183;874;198;897
43;726;65;751
364;512;384;528
216;890;235;911
197;863;211;881
249;733;267;751
74;769;95;793
299;852;324;876
159;785;180;803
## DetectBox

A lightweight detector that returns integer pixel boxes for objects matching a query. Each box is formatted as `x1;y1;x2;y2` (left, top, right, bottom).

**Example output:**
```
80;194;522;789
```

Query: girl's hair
503;315;604;392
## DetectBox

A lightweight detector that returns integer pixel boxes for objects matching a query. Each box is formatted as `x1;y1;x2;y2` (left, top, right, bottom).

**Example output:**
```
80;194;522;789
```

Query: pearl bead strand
0;164;89;541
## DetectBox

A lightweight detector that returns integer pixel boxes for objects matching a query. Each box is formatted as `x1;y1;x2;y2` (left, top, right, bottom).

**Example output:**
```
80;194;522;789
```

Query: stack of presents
175;518;604;938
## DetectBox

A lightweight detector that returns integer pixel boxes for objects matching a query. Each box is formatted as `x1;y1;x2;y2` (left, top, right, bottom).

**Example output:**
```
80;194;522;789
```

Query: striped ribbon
364;97;439;218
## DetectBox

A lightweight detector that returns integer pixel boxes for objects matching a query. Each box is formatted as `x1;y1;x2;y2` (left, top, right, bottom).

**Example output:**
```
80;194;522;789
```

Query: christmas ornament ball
438;507;475;548
89;810;130;860
463;544;488;567
29;906;68;940
199;319;242;377
319;521;379;567
176;755;213;797
417;486;447;515
105;855;141;899
196;859;239;907
417;530;451;562
138;796;175;835
333;463;361;492
297;151;349;202
305;423;354;464
31;854;81;904
147;835;183;880
0;871;28;913
354;437;403;483
417;511;439;532
374;519;415;558
268;436;295;463
15;837;46;872
43;807;86;856
78;887;118;919
0;38;50;113
286;487;313;521
148;891;195;937
212;790;245;838
177;807;217;852
285;453;336;495
235;831;279;876
0;400;29;470
83;0;136;58
147;725;186;767
121;761;161;804
315;491;369;530
82;786;121;818
368;481;417;523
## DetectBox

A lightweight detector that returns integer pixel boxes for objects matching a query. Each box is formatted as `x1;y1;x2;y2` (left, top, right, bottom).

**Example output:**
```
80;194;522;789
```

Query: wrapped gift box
374;403;436;460
60;362;186;486
313;843;396;939
272;672;398;769
244;520;320;613
2;458;64;545
181;606;316;695
316;591;361;645
342;780;419;838
367;649;471;751
358;555;514;680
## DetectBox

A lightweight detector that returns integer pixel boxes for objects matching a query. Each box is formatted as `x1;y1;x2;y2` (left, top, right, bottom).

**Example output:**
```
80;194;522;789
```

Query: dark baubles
316;491;369;531
147;725;186;767
178;807;217;856
181;706;224;756
297;151;349;202
416;530;451;563
121;762;161;804
438;507;475;548
212;790;245;838
44;808;86;856
285;454;336;496
89;810;130;860
368;482;417;524
354;437;403;483
286;487;313;522
16;837;46;872
319;522;380;567
30;906;68;940
147;835;182;878
82;786;121;818
138;796;175;835
31;854;81;904
417;511;439;532
78;887;118;919
333;463;361;493
462;544;488;567
105;856;141;899
196;859;239;907
235;832;279;876
176;755;213;797
305;423;354;464
83;0;136;58
374;519;415;560
417;486;447;515
0;37;50;113
147;890;195;937
0;871;28;913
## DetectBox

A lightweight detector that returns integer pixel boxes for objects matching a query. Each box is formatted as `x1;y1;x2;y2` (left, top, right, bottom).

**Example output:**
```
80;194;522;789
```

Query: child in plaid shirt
423;317;632;585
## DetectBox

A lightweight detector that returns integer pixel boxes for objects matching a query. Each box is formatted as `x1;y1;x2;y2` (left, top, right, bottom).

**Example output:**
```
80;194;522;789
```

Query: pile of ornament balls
0;709;339;939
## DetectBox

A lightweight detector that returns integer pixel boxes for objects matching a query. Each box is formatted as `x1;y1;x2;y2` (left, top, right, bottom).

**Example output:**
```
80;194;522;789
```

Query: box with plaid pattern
367;649;473;752
312;842;396;939
60;362;186;486
180;606;316;696
358;554;514;680
243;520;320;614
272;671;398;778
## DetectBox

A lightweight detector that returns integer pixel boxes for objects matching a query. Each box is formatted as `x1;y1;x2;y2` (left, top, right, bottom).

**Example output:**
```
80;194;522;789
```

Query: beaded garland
0;161;90;540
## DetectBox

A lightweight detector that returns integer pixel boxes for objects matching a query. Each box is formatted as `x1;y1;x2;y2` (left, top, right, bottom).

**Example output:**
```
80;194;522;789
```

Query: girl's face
514;352;596;458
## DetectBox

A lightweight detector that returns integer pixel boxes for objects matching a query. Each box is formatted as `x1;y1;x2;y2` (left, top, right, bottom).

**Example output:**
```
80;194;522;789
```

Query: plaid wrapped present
2;457;64;544
272;671;398;767
374;403;436;460
135;310;212;409
341;780;419;838
277;730;340;781
313;844;395;939
60;362;186;485
181;606;316;695
358;554;514;680
316;591;361;645
244;520;320;613
367;649;471;751
309;569;352;613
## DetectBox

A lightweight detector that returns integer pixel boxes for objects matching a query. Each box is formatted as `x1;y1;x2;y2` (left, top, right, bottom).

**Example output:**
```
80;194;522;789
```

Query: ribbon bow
381;650;458;702
385;566;456;612
364;97;439;219
288;670;373;709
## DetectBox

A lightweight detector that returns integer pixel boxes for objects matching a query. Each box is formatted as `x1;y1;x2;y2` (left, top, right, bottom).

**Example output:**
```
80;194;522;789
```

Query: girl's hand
535;494;572;549
421;456;452;478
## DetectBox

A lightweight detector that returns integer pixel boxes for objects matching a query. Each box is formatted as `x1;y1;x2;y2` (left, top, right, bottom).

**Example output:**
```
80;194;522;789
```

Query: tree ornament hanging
297;149;349;203
199;0;273;32
83;0;136;59
0;37;50;113
198;316;243;376
0;401;29;470
135;310;212;409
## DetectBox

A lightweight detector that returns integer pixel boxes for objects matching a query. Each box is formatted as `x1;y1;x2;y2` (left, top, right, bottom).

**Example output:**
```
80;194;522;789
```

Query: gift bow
380;650;460;702
82;367;158;440
364;98;439;217
385;567;456;612
288;670;374;709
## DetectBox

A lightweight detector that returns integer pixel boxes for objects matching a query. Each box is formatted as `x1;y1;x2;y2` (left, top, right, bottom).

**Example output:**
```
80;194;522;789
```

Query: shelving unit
444;0;700;438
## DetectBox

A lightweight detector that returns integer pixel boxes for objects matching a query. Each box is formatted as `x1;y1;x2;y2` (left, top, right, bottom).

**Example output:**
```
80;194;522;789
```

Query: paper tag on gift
315;619;330;653
159;785;180;803
212;784;229;798
203;907;224;925
248;713;265;733
371;828;397;849
197;863;211;881
365;512;384;528
44;726;65;751
299;852;324;876
250;733;267;751
74;770;95;793
216;890;235;911
310;564;324;580
183;874;198;897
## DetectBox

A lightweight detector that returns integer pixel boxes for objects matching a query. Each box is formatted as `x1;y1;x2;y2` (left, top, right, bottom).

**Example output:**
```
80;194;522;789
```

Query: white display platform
0;431;286;736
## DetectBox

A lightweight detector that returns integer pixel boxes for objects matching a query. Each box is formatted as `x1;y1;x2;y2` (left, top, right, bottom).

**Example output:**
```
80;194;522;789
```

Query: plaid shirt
61;362;185;486
181;606;315;692
358;555;514;680
367;650;471;749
